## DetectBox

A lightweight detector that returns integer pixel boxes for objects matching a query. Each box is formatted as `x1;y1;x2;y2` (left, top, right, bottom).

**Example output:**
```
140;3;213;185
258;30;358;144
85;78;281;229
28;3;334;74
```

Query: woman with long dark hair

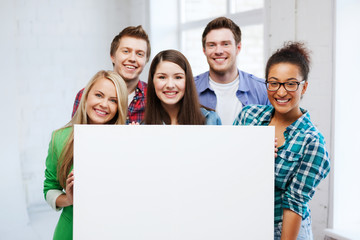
144;49;221;125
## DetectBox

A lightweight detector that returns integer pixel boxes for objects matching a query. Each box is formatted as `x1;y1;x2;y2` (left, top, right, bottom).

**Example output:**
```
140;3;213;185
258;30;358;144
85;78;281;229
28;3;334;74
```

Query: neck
162;104;180;125
209;66;238;84
126;78;139;95
272;108;303;126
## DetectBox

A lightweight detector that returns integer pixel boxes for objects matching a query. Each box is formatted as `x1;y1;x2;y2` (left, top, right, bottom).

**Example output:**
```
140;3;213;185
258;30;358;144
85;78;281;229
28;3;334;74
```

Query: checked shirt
72;80;147;124
234;105;330;228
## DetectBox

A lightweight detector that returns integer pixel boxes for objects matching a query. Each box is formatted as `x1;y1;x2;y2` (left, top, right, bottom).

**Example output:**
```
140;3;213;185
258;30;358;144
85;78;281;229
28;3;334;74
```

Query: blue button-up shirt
194;70;270;111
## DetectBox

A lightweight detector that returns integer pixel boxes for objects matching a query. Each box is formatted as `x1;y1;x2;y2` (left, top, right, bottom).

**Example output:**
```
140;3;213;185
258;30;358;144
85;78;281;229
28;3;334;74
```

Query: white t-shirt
128;90;135;107
209;76;242;125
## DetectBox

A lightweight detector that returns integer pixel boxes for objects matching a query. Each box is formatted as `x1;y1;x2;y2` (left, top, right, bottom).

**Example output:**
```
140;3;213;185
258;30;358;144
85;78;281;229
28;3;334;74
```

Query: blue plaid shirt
234;105;330;228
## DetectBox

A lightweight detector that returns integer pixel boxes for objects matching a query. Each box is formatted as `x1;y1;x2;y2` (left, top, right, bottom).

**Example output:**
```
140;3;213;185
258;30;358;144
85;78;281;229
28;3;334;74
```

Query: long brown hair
56;70;128;188
144;49;205;125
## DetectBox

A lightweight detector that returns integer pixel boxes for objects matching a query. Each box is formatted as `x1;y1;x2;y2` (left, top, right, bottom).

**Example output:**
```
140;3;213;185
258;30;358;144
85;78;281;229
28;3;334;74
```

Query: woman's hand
65;170;74;205
56;170;74;207
130;121;139;125
274;137;278;158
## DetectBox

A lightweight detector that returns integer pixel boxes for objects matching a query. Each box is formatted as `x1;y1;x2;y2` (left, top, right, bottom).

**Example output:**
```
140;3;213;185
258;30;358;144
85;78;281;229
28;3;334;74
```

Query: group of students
43;17;330;240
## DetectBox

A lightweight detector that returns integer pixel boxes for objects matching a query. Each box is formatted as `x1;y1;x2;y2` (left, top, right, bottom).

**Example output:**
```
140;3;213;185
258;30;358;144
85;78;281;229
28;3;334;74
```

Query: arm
281;209;302;240
44;128;74;210
44;131;63;210
281;135;330;237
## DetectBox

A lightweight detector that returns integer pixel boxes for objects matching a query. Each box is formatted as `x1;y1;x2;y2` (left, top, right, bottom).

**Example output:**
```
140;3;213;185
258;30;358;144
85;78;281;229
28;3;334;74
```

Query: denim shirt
194;70;270;110
201;107;222;125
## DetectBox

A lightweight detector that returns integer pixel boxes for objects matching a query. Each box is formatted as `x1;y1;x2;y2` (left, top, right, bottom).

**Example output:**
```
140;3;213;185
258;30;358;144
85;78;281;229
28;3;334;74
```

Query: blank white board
74;125;274;240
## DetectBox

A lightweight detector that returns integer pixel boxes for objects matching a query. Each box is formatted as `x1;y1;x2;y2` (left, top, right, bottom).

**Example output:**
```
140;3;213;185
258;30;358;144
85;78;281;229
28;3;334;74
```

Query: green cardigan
44;127;73;240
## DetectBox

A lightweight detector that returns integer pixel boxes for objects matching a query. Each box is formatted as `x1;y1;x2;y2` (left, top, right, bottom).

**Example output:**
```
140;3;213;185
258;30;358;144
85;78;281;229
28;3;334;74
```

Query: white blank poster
73;125;274;240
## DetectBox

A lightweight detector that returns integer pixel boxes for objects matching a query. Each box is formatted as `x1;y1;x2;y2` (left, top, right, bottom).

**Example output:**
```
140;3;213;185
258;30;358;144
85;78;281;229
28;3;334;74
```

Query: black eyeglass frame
265;80;306;92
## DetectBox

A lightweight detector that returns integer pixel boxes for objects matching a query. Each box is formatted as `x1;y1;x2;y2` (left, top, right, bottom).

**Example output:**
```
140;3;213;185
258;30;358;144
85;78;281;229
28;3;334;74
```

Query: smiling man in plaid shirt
72;25;150;124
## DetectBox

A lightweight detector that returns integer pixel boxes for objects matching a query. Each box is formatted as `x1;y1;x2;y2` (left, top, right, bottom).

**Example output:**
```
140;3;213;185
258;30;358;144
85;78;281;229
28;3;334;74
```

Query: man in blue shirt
195;17;269;125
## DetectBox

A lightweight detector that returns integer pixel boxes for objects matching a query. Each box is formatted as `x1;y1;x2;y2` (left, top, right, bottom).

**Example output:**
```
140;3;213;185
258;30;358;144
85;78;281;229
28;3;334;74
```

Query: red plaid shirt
72;80;147;124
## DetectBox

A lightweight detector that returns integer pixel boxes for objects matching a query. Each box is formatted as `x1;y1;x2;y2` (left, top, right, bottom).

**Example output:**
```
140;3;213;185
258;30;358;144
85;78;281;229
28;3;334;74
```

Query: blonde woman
43;70;128;240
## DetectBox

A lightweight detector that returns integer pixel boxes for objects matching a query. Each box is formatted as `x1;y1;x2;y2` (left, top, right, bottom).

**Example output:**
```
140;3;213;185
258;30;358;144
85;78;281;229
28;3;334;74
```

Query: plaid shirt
72;80;147;124
234;105;330;228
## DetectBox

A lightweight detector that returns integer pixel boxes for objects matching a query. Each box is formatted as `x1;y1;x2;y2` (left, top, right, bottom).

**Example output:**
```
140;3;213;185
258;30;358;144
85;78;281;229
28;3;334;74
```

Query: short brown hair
110;25;151;62
202;17;241;48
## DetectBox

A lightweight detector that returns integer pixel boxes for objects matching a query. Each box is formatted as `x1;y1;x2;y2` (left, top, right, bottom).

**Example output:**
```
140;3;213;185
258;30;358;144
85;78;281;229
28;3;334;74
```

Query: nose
128;51;136;62
99;98;109;108
166;77;175;89
215;45;224;55
276;84;288;97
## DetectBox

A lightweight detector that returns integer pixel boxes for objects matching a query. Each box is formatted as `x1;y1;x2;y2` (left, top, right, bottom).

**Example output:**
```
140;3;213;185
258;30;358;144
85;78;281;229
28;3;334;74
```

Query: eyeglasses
265;80;305;92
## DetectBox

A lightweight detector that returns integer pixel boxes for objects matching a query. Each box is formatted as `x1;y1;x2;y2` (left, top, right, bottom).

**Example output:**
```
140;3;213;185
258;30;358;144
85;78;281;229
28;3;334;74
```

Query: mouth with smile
213;57;227;64
124;64;137;71
275;98;291;105
94;108;109;116
163;91;178;98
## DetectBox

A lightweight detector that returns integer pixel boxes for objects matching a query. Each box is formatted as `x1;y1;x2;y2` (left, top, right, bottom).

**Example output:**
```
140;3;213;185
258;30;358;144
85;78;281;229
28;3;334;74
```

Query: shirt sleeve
72;88;84;117
43;131;64;208
46;189;64;211
282;135;331;217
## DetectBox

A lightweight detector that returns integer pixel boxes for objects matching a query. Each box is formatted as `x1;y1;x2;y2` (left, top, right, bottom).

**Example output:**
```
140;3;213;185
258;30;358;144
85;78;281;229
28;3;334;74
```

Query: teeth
165;92;176;96
277;99;289;103
126;65;135;69
214;58;225;63
95;109;107;115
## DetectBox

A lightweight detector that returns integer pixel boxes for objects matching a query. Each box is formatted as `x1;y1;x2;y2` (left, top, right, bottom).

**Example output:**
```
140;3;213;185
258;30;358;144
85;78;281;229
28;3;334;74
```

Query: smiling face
203;28;241;76
267;62;308;119
111;36;148;84
153;61;186;111
86;78;118;124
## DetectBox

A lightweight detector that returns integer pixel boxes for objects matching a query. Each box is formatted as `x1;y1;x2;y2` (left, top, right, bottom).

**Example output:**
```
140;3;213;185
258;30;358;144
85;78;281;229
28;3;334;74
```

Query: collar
135;80;147;96
237;70;250;92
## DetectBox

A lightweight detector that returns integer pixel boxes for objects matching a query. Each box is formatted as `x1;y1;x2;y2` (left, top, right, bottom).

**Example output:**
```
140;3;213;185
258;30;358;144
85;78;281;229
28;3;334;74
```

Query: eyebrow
155;72;185;76
268;77;299;81
94;90;117;99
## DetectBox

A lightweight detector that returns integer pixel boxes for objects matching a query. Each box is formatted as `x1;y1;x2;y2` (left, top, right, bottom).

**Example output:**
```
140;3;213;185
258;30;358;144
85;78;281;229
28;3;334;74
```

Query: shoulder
201;108;222;125
138;80;147;90
234;105;272;125
238;69;266;85
194;71;209;83
242;104;271;117
52;127;73;145
298;113;326;144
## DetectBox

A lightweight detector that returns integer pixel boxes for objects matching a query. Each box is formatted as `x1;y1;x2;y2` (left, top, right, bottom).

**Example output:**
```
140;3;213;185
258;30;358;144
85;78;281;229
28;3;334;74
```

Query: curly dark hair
265;41;311;81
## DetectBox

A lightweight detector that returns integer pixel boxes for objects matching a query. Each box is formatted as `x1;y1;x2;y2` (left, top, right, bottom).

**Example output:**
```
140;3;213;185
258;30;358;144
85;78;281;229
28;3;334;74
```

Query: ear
110;54;115;65
301;81;308;95
236;42;241;55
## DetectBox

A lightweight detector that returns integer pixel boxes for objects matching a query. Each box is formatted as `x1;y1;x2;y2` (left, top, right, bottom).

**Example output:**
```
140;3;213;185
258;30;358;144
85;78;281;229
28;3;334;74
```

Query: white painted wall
266;0;334;239
333;0;360;237
0;0;130;235
1;0;337;239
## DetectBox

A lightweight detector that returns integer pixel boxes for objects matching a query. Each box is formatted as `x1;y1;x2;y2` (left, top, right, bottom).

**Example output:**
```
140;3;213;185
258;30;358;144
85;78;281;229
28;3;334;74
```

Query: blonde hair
56;70;128;188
